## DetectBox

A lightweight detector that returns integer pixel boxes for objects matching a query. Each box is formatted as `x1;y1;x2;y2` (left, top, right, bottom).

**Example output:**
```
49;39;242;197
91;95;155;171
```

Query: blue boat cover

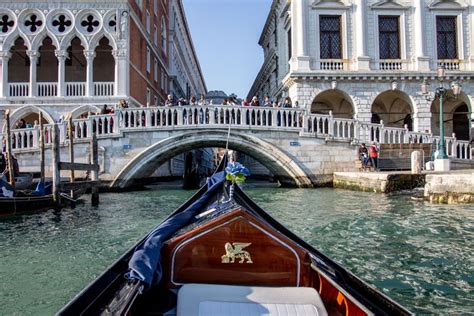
126;171;226;287
0;177;15;197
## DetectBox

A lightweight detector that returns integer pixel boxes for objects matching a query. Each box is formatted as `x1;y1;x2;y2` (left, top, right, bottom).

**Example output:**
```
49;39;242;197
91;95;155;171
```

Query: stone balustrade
1;105;472;161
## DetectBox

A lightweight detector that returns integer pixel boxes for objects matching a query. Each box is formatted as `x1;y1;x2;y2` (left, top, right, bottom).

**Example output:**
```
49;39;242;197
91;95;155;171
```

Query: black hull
0;195;56;216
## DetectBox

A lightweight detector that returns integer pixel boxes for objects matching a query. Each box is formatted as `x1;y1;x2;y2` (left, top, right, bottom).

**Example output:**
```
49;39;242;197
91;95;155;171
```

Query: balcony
374;59;407;71
7;82;115;98
437;59;460;71
317;59;347;71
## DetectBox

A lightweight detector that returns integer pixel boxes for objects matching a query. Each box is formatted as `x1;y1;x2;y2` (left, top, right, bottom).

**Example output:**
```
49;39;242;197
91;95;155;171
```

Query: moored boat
0;178;84;216
58;159;412;316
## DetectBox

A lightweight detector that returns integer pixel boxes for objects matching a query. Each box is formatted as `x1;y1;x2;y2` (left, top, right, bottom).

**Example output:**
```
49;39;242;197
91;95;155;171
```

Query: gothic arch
89;32;117;51
31;30;60;51
3;33;31;52
4;105;54;130
112;130;315;189
70;104;101;118
59;31;88;51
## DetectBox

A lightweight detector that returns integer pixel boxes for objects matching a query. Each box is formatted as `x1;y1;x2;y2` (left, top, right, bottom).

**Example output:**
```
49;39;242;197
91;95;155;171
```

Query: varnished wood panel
162;208;311;287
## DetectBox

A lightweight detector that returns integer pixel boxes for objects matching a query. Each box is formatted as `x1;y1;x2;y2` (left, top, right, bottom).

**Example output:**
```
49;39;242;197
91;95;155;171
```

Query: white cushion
177;284;328;316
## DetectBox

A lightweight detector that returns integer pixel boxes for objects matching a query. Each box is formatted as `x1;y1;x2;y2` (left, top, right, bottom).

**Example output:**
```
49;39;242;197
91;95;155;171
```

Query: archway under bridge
111;130;315;189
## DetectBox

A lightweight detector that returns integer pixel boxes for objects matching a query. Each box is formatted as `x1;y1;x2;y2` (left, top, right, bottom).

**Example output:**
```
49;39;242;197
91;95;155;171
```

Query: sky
182;0;273;99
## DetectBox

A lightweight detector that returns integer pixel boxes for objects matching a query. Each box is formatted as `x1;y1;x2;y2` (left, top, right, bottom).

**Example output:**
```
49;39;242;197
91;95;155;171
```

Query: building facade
249;0;474;141
168;0;206;101
0;0;173;128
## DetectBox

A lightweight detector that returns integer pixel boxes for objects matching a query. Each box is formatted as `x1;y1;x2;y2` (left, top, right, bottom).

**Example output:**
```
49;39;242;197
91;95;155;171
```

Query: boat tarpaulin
126;171;226;288
0;177;15;197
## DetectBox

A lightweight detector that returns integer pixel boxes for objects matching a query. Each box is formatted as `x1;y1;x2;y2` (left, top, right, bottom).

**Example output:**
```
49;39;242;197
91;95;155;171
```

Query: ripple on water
0;188;473;315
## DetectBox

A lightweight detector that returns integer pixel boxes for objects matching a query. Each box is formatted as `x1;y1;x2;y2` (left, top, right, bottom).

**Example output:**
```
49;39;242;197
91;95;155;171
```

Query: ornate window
52;14;72;33
81;15;100;33
24;14;43;33
0;15;14;34
319;15;341;59
436;16;457;59
378;16;400;59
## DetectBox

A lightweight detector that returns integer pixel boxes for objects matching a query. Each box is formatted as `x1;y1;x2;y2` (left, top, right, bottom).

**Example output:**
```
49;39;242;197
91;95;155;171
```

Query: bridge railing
3;105;472;160
118;106;305;130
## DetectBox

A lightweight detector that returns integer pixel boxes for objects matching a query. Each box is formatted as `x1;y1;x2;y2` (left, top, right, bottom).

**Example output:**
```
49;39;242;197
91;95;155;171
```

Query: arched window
161;17;167;53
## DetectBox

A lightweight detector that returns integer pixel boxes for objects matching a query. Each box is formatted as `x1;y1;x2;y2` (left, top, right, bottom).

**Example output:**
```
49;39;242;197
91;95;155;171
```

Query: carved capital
55;50;68;60
26;50;40;59
112;49;127;59
0;51;12;59
84;50;96;60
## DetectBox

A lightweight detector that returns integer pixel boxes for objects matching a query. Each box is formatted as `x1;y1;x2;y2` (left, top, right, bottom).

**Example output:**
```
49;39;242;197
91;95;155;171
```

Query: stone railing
94;82;114;96
437;59;460;71
318;59;346;71
66;82;86;97
374;59;407;71
2;105;472;160
37;82;58;97
8;83;29;97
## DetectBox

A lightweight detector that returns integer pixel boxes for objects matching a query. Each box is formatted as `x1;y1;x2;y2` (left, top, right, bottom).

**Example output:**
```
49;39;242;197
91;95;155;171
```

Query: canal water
0;186;473;315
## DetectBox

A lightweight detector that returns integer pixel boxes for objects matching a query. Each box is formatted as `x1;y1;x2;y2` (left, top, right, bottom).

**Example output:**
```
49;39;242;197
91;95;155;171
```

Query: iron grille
319;15;341;59
436;16;457;59
379;16;400;59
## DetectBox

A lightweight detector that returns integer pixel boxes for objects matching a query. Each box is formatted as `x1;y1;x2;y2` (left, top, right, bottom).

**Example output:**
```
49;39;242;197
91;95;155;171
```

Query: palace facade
0;0;205;129
249;0;474;141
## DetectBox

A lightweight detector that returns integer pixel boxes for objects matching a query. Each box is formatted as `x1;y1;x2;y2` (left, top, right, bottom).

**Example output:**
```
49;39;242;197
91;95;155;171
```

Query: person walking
368;142;379;171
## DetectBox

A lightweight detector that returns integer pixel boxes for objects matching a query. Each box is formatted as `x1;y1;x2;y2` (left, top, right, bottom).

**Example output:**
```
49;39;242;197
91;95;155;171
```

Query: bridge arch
112;130;315;189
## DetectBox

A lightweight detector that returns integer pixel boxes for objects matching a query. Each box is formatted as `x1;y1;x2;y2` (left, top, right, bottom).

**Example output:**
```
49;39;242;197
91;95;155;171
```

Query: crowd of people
358;142;380;170
163;94;300;109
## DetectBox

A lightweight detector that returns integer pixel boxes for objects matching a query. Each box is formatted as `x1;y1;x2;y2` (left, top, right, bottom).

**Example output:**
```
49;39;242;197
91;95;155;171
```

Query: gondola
58;158;412;316
0;179;84;217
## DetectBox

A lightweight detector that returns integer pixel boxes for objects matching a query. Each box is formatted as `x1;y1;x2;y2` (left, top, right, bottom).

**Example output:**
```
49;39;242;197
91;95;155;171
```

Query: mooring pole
91;132;99;206
39;112;45;183
5;110;15;187
68;115;75;199
52;123;61;209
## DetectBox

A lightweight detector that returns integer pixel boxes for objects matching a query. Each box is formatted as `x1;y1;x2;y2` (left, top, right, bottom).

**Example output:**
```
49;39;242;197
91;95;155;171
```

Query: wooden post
52;123;61;209
4;110;15;187
68;115;75;199
39;112;45;183
91;132;99;206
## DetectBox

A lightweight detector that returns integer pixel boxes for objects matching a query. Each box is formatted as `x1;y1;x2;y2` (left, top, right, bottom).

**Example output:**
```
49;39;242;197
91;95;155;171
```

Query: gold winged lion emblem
221;242;253;264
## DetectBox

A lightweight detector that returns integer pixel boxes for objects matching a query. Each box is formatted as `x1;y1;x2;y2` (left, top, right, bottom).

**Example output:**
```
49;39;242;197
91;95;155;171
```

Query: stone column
55;50;68;97
0;51;11;98
84;50;96;97
413;96;432;133
470;0;474;69
113;49;128;96
290;0;311;71
354;0;370;70
413;0;430;71
27;50;40;97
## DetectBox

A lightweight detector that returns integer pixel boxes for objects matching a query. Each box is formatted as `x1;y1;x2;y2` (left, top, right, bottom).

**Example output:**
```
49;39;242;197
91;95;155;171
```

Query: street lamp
421;66;462;170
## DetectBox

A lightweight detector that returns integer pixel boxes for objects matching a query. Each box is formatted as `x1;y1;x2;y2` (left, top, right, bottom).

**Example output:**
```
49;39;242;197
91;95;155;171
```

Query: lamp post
421;66;462;170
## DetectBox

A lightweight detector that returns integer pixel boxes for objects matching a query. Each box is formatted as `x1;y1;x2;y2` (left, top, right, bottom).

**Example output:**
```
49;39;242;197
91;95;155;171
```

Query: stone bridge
2;106;473;188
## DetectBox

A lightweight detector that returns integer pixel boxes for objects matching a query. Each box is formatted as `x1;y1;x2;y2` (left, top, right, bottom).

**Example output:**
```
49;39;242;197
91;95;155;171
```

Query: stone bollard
411;150;422;174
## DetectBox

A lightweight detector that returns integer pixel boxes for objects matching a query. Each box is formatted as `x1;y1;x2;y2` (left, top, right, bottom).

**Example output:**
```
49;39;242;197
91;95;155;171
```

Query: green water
0;187;473;315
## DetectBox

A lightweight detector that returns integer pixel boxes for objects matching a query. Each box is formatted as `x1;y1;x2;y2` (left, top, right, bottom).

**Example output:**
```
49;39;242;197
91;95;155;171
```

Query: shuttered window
320;16;341;59
436;16;457;59
379;16;400;59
